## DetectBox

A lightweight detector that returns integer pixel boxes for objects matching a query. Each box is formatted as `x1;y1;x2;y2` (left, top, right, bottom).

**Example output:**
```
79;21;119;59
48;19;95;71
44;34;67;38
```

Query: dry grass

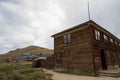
0;61;52;80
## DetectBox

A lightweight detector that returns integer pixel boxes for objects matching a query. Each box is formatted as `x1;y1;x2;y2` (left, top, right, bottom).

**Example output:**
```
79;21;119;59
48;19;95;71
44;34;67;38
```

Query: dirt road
45;69;120;80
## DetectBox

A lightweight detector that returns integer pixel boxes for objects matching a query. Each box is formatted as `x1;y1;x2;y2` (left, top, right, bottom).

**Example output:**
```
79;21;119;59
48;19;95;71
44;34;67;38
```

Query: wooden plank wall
54;25;94;73
91;26;120;71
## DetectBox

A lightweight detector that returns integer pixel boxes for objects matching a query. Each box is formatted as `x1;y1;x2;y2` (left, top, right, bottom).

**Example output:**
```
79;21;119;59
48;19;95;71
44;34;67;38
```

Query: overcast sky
0;0;120;54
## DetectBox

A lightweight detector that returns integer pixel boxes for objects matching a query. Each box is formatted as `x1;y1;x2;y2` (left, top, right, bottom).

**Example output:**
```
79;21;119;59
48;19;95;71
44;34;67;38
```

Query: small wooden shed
32;57;46;68
32;54;54;69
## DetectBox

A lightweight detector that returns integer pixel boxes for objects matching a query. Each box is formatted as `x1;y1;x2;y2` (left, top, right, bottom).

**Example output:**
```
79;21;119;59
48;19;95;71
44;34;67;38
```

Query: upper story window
104;35;108;41
95;29;100;40
64;34;71;43
114;41;117;45
64;35;67;43
110;38;113;43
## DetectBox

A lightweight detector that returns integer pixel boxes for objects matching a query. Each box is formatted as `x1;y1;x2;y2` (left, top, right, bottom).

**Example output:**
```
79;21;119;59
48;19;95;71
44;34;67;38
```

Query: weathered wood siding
54;25;94;73
91;24;120;71
53;20;120;74
44;55;54;69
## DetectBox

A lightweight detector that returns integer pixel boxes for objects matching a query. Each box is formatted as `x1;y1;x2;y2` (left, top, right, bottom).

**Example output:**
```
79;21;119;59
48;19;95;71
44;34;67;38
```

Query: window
56;54;62;59
95;29;100;40
64;34;71;43
114;41;117;45
68;34;71;43
56;53;62;65
64;35;67;43
104;35;107;40
110;38;113;43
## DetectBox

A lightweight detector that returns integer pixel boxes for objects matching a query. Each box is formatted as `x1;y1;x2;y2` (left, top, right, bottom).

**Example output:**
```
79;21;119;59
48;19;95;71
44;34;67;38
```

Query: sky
0;0;120;54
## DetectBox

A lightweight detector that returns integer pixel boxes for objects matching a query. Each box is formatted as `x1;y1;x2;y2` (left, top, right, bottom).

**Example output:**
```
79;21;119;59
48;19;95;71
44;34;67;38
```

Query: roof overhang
52;20;91;37
51;20;120;41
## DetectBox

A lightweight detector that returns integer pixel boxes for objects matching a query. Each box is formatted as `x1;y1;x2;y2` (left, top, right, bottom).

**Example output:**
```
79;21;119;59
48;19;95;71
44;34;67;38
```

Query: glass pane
68;34;71;43
64;35;67;43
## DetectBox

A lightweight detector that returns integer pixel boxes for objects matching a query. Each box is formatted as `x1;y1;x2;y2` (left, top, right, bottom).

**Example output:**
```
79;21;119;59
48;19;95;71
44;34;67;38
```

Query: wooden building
44;54;54;69
32;56;46;68
32;54;54;69
52;20;120;74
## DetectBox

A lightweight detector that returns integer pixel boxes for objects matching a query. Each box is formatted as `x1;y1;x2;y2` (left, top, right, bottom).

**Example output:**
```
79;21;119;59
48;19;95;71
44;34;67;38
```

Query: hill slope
0;45;53;60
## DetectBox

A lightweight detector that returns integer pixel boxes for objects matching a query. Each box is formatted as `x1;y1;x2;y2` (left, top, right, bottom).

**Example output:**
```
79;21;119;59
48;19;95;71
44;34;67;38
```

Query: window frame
67;34;71;43
114;41;117;45
56;53;62;65
104;35;108;41
110;38;113;43
64;34;71;44
64;35;67;44
95;29;100;41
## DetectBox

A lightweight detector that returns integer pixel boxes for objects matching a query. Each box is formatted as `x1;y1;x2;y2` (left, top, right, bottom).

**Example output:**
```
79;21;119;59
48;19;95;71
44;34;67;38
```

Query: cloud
90;0;120;36
0;0;66;54
0;0;120;54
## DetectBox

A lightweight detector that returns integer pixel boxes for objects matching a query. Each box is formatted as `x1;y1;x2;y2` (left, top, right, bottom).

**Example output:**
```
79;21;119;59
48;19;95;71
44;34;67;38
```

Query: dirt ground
45;69;120;80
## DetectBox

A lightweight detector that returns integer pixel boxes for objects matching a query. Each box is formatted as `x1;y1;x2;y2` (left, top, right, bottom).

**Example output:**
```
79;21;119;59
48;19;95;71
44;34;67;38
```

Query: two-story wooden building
52;20;120;74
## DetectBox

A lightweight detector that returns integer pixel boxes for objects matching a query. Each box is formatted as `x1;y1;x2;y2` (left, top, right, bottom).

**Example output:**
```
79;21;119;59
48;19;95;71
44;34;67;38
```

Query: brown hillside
0;45;53;60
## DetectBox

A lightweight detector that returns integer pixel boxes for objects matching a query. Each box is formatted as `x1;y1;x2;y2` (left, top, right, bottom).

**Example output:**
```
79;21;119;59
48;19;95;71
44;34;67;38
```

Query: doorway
100;49;107;70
